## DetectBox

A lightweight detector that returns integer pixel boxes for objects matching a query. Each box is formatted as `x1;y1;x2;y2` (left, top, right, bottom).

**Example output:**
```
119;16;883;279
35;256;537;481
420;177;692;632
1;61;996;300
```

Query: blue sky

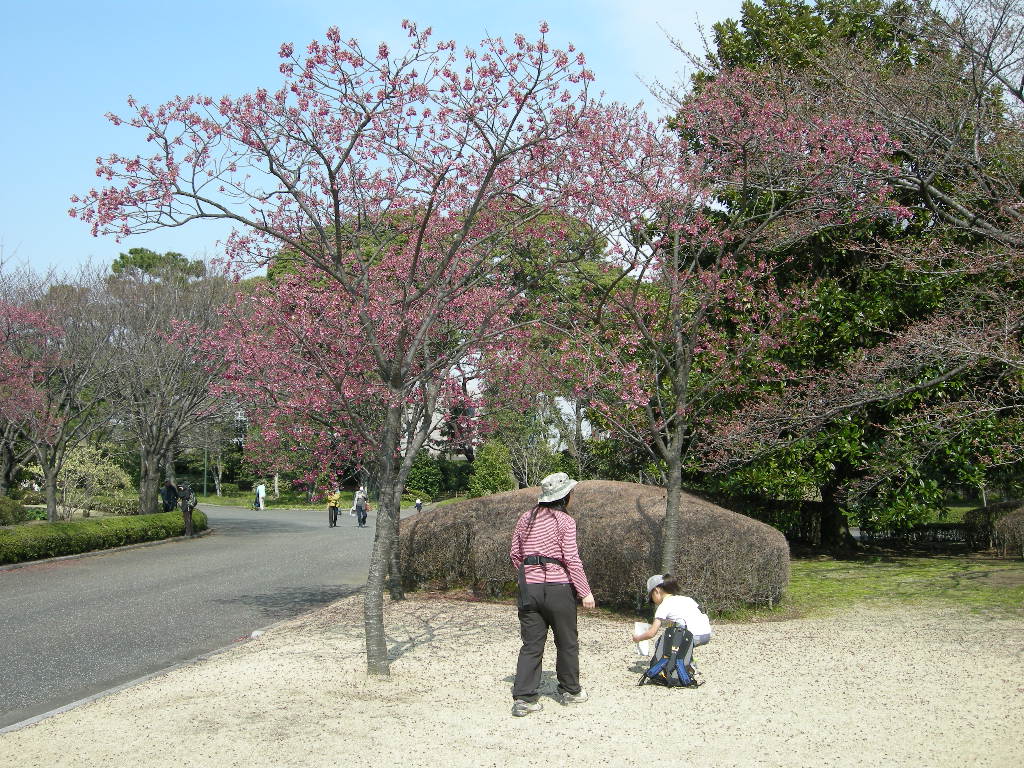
1;0;744;274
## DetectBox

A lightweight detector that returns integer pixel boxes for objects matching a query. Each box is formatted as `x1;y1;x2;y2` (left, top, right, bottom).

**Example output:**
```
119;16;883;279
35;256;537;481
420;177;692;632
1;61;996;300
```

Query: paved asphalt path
0;504;393;729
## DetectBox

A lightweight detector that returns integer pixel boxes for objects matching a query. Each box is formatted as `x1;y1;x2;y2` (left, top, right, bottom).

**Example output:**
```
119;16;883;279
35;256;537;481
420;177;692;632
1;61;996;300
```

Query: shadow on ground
213;585;362;619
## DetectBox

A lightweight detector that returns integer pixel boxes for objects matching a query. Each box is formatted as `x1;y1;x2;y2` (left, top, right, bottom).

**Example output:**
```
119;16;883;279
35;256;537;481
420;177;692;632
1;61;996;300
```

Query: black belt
517;555;566;608
523;555;563;566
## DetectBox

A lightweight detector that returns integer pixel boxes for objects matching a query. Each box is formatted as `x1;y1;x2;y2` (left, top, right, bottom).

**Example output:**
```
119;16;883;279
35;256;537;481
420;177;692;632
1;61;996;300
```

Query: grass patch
720;554;1024;623
196;491;324;509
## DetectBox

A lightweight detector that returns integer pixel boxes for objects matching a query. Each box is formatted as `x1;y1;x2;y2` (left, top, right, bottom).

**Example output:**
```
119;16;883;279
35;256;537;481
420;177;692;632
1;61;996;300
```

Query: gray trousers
512;583;580;702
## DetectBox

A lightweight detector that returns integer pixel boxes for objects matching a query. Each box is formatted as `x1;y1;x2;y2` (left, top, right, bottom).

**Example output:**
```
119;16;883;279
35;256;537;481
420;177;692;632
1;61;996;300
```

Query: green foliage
583;438;659;483
708;0;914;74
27;444;133;520
467;442;516;497
406;452;442;500
91;494;143;516
0;509;208;565
111;248;206;281
0;496;31;526
438;458;473;495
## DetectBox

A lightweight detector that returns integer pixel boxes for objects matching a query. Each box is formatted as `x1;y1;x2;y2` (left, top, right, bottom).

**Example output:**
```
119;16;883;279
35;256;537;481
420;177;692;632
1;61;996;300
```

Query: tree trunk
387;506;405;601
273;472;280;499
0;440;16;497
363;404;404;676
820;483;857;555
661;454;683;573
44;465;59;523
213;454;223;497
163;443;176;485
139;447;161;515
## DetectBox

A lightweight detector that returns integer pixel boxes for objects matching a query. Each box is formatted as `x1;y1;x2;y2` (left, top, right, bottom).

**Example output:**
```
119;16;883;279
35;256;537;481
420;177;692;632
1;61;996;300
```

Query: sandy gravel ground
2;595;1021;768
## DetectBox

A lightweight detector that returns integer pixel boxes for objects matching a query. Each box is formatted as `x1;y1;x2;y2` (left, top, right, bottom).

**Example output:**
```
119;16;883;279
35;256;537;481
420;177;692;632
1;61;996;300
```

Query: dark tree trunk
820;483;857;556
44;465;59;523
0;440;16;497
139;447;161;515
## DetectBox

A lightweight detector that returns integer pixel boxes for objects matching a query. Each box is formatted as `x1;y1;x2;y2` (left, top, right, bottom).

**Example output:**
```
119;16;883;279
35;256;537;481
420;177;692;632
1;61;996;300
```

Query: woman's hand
581;593;596;609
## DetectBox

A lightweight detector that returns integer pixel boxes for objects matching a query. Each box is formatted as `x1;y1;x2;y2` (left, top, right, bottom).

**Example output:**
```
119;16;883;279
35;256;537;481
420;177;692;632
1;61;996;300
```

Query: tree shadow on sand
213;584;362;620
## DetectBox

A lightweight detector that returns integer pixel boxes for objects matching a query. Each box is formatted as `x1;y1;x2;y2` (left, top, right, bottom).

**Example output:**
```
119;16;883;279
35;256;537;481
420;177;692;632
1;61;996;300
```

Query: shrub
400;480;790;613
963;501;1020;549
26;445;133;521
407;453;443;499
218;482;240;496
994;510;1024;559
0;509;208;565
438;458;472;495
91;494;142;516
467;441;515;498
0;496;32;526
18;489;45;506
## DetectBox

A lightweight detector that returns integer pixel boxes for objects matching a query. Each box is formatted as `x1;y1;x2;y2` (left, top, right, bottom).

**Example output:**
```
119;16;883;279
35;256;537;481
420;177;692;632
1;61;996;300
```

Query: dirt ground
1;595;1021;768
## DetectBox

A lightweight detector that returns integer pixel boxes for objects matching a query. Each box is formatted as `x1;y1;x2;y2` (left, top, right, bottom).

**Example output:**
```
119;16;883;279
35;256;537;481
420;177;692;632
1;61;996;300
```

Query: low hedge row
0;509;208;565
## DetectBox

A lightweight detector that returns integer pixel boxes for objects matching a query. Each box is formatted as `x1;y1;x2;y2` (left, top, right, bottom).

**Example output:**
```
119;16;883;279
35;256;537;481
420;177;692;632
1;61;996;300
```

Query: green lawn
771;555;1024;620
196;491;329;509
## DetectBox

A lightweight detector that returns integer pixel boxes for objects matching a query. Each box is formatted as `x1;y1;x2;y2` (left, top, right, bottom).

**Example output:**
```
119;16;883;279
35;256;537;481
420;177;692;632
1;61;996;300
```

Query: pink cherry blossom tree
556;70;904;570
74;22;595;675
0;267;121;521
0;272;55;498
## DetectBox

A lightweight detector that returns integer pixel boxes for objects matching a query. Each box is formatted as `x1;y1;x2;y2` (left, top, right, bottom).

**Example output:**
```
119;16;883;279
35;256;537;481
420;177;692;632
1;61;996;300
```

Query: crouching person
632;574;712;661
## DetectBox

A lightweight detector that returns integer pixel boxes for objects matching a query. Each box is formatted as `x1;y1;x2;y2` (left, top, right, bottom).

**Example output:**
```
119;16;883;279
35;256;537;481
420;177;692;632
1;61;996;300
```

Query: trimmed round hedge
400;480;789;613
963;500;1021;549
994;509;1024;558
0;509;208;565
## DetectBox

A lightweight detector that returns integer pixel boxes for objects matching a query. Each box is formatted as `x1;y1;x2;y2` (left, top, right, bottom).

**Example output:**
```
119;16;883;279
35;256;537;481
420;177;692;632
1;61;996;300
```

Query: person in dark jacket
176;482;197;536
160;480;178;513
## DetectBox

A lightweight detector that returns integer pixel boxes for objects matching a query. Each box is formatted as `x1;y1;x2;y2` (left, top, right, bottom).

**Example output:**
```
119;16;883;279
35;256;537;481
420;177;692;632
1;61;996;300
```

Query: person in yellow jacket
327;488;342;528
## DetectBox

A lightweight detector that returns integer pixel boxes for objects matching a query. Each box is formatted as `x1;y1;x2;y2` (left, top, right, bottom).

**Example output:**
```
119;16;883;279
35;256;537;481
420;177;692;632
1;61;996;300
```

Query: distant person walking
160;480;178;513
509;472;595;718
415;498;423;513
255;481;267;511
327;487;342;528
353;486;368;528
176;482;197;537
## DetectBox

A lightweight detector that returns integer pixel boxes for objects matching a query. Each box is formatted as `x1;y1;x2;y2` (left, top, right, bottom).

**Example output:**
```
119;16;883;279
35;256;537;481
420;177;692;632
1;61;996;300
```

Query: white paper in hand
634;622;651;656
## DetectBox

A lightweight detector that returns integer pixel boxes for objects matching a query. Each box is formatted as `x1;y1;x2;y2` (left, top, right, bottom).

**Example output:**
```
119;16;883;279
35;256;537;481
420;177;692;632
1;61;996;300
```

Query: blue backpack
639;625;702;688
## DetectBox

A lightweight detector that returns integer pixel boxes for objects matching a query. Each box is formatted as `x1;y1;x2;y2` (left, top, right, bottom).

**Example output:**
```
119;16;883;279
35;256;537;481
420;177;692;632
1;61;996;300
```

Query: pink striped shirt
510;505;592;599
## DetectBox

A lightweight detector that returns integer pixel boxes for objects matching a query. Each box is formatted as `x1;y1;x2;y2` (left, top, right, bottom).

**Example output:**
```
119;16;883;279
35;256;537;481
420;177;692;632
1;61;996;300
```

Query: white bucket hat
537;472;577;503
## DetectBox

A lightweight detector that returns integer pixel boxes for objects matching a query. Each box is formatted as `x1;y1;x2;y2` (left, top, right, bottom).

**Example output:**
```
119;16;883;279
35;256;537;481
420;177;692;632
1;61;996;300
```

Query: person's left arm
510;513;527;570
558;516;594;607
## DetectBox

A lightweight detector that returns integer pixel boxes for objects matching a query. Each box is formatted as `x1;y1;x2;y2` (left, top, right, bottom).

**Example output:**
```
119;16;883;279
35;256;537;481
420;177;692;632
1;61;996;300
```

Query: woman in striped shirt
509;472;596;717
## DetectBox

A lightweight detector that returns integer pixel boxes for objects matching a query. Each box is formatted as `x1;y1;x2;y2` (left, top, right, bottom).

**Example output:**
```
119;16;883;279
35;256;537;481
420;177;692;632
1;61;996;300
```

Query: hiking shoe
559;689;589;705
511;699;543;717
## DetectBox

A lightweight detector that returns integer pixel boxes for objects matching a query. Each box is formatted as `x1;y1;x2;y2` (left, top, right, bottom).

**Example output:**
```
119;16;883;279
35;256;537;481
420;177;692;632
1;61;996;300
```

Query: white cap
646;574;665;597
